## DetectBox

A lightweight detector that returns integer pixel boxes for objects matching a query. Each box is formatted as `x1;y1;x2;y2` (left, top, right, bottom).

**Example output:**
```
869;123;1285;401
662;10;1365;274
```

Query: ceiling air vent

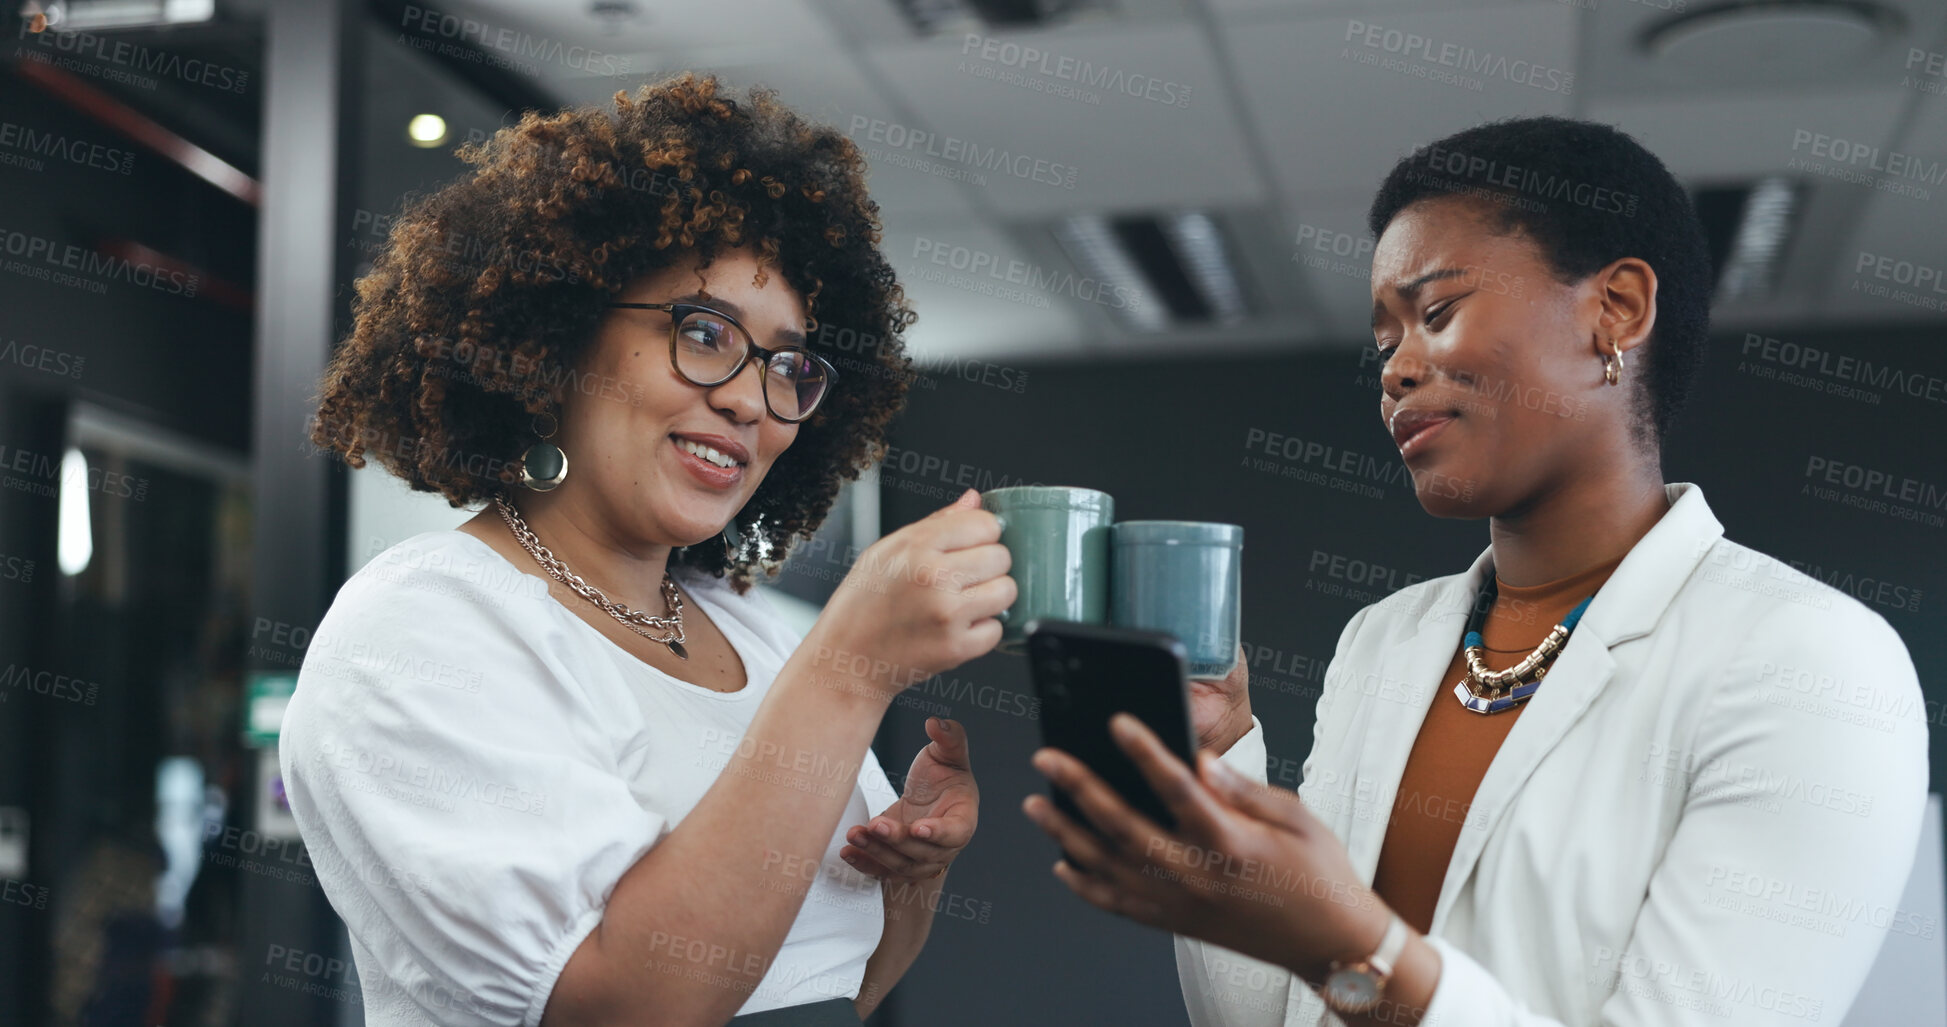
1639;1;1903;80
1054;211;1251;331
1693;176;1800;301
892;0;1105;35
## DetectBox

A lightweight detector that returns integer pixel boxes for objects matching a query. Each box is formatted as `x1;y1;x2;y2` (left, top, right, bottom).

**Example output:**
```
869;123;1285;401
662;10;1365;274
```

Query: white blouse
280;530;900;1026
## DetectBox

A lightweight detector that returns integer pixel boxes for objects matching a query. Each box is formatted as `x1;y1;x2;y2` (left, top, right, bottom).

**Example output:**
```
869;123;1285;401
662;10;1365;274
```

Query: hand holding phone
1025;620;1198;842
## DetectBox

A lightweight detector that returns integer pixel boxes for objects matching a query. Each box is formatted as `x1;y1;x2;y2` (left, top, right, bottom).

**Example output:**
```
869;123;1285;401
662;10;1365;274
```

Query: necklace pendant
667;639;689;660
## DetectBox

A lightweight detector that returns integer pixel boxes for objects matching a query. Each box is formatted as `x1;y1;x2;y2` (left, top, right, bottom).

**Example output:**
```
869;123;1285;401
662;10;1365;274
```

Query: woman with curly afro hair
279;73;1016;1027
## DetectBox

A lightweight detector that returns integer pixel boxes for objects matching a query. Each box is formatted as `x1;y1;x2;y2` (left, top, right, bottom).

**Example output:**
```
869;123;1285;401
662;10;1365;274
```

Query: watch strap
1364;913;1409;978
1322;913;1412;1015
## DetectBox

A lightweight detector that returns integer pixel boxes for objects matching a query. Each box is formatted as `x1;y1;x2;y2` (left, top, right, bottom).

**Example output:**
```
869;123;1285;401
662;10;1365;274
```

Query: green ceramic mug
1109;521;1243;680
980;486;1114;653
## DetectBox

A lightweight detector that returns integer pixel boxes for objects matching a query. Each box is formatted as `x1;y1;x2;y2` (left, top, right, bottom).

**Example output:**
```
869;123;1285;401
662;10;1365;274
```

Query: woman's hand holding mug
807;488;1016;705
1190;643;1254;755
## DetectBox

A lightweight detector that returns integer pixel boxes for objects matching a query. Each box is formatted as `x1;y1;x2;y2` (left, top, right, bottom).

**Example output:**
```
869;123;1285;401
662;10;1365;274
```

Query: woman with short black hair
1024;115;1928;1027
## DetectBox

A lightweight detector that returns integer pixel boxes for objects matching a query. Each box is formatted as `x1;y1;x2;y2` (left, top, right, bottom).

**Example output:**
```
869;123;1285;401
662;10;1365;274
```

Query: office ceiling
361;0;1947;362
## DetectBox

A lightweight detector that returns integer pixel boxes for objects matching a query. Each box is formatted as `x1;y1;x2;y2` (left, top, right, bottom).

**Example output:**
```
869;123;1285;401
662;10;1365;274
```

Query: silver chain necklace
493;492;689;660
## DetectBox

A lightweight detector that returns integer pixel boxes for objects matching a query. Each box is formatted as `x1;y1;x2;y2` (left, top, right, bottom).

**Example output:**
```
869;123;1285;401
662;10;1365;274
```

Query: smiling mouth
675;438;744;469
1400;421;1446;447
1389;409;1459;455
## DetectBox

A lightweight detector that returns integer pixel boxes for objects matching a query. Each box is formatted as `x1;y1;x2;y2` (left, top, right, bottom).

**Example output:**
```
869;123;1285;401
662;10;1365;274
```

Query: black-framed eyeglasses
607;301;839;424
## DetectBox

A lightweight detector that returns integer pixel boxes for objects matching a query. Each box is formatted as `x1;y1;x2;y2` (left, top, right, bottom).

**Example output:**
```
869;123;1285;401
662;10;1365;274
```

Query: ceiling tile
422;0;842;72
861;21;1267;218
1586;87;1910;183
877;222;1091;361
1221;4;1580;198
1280;192;1386;339
1818;187;1947;324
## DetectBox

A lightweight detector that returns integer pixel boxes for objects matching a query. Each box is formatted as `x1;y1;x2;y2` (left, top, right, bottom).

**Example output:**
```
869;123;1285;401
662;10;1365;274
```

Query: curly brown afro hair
310;72;917;593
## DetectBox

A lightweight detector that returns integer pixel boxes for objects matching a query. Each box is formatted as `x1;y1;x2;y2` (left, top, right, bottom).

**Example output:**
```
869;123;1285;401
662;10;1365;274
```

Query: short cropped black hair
1367;116;1712;446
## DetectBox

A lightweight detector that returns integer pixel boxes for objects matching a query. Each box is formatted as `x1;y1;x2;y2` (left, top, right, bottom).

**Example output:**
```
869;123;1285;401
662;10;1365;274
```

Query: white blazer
1176;481;1931;1026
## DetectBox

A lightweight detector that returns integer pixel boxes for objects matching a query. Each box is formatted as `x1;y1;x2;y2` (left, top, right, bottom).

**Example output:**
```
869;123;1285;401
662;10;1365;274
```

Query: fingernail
873;821;892;837
914;824;933;839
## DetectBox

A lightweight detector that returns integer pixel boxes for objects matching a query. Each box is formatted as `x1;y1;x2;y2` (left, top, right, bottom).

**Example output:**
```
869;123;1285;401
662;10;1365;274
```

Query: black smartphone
1024;619;1199;848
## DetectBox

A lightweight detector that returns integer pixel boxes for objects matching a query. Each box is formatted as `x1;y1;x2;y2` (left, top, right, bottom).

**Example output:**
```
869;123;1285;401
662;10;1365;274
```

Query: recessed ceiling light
407;114;449;149
26;0;215;32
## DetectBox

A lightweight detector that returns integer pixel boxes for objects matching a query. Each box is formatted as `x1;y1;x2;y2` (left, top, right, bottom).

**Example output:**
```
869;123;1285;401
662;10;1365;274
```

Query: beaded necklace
1452;568;1595;715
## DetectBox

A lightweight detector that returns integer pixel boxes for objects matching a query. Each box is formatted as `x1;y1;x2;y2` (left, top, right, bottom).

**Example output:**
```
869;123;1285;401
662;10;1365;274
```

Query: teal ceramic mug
1109;521;1243;680
980;486;1114;653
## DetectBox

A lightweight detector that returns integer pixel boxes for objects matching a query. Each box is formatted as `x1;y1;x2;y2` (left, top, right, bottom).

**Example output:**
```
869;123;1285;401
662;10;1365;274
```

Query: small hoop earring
721;516;746;560
1602;337;1625;387
520;409;568;491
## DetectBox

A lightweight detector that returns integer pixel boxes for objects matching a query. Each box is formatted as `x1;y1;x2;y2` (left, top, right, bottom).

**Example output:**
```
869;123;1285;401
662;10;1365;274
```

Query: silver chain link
492;492;687;650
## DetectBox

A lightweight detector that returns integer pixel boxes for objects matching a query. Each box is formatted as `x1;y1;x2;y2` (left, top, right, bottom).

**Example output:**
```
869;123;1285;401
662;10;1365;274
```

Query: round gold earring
1602;337;1625;387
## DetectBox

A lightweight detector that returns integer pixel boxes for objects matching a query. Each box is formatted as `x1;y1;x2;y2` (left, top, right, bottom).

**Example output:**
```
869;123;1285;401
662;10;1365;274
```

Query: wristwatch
1320;913;1410;1015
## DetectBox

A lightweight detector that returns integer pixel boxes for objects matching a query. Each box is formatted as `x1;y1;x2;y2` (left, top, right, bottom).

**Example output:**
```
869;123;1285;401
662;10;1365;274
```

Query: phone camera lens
1037;655;1067;702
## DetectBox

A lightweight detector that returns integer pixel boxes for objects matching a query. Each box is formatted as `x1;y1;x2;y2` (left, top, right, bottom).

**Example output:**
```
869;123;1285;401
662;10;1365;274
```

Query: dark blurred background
0;0;1942;1024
